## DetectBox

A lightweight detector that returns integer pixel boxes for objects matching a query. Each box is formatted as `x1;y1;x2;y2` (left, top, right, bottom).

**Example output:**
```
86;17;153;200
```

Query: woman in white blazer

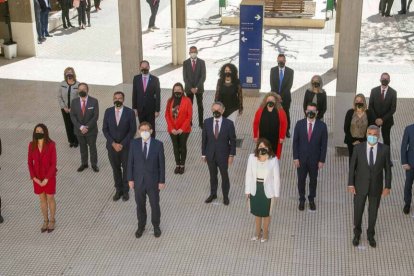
245;138;281;242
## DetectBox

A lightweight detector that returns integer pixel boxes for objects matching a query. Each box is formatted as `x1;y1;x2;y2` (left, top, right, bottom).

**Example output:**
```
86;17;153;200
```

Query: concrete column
332;0;341;70
118;0;143;84
333;0;364;153
171;0;186;65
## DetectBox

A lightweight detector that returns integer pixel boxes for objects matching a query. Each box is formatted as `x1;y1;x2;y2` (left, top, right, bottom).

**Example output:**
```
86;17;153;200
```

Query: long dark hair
31;123;52;151
169;82;185;100
254;138;276;159
218;63;239;85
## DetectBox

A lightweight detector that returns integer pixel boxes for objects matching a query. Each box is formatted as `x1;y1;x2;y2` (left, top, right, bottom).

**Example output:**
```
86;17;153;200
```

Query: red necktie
81;100;86;116
308;122;312;142
381;89;385;101
192;59;196;72
214;120;219;139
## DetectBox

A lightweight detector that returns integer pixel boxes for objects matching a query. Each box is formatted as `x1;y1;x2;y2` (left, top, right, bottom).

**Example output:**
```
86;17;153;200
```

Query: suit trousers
61;109;78;145
108;147;129;194
138;112;156;138
61;7;71;27
207;158;230;198
381;124;392;147
353;193;381;238
404;168;414;205
34;8;42;40
187;92;204;126
282;102;291;132
297;160;319;202
134;186;160;229
380;0;394;15
40;10;50;37
0;196;2;215
170;133;189;166
148;1;159;28
94;0;101;8
402;0;407;12
77;134;98;166
77;2;86;25
86;0;91;24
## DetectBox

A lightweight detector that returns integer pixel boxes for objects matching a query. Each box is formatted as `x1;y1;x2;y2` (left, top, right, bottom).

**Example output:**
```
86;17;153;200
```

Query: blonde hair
64;67;77;82
260;92;283;110
310;75;323;92
353;93;367;111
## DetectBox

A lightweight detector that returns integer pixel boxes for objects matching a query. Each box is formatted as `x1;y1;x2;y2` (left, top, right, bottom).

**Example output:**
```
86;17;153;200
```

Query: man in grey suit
401;123;414;214
70;83;100;172
183;46;206;129
348;125;391;248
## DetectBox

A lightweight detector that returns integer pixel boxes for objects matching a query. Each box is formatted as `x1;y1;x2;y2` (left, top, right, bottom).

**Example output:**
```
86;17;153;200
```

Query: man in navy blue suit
293;102;328;211
401;123;414;215
103;91;137;202
202;102;237;206
132;60;161;138
128;122;165;238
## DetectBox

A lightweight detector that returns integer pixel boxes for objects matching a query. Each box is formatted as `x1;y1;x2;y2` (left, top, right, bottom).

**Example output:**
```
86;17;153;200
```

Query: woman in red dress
253;92;288;159
28;124;57;233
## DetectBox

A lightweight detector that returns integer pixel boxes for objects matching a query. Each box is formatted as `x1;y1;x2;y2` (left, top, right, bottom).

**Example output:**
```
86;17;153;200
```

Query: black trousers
380;0;394;15
170;133;189;165
148;1;159;28
282;102;291;132
61;7;71;27
297;160;318;202
0;196;2;215
138;111;156;138
354;193;381;239
77;134;98;166
135;186;160;229
207;158;230;198
86;0;91;24
94;0;101;8
108;147;129;194
404;168;414;205
77;2;86;25
187;92;204;126
381;124;392;147
61;109;78;145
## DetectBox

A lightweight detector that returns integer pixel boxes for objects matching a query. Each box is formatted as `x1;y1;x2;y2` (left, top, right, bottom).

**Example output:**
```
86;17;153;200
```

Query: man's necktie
143;142;148;159
308;122;312;142
81;100;86;116
369;147;374;167
192;59;196;72
381;89;385;101
278;69;284;93
115;109;120;126
214;120;219;139
143;77;148;93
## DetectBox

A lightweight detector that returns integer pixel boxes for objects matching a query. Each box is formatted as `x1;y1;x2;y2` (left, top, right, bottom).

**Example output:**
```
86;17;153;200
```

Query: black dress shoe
45;34;53;37
403;204;410;214
286;131;291;138
122;193;129;201
73;143;79;148
0;214;4;224
205;195;217;203
309;201;316;211
298;202;305;211
174;166;180;174
352;236;360;246
179;166;185;175
398;10;406;14
77;164;88;172
92;165;99;172
154;227;161;238
135;228;145;238
368;238;377;248
113;191;122;201
69;143;73;148
63;26;68;29
223;197;230;205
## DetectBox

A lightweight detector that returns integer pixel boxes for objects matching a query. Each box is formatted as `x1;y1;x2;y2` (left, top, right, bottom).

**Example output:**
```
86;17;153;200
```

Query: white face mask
190;53;197;59
140;131;151;141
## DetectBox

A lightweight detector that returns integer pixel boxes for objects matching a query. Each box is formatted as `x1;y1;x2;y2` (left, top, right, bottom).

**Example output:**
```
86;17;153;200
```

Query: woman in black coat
303;75;327;120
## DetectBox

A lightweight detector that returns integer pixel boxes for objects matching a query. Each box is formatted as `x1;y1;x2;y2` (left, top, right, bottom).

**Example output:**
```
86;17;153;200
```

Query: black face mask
141;69;149;75
267;102;275;108
79;91;87;97
312;82;320;88
258;148;269;155
174;92;182;98
34;133;45;140
213;111;222;118
278;62;285;68
381;79;389;86
355;103;364;109
307;111;316;119
114;101;123;107
66;74;74;79
225;72;231;78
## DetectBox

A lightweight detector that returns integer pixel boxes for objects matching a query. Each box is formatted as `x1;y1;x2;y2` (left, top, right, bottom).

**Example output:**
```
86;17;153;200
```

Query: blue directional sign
239;4;264;90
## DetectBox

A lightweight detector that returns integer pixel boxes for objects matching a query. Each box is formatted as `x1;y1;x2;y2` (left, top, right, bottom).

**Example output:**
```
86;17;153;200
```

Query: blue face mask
367;135;378;145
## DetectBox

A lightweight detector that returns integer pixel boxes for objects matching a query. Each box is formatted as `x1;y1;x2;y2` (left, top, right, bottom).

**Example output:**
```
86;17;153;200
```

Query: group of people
380;0;413;16
1;46;414;249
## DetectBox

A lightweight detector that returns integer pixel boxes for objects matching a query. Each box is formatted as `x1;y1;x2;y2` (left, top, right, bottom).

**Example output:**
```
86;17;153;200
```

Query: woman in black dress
303;75;327;120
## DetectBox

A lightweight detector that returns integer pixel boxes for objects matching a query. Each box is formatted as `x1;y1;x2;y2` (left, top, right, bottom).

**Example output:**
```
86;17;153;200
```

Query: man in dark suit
70;83;100;172
0;138;3;223
293;102;328;211
401;123;414;214
270;54;294;137
146;0;160;32
103;91;137;202
183;46;206;129
128;122;165;238
132;60;161;138
202;102;237;206
39;0;52;39
369;72;397;148
348;125;391;248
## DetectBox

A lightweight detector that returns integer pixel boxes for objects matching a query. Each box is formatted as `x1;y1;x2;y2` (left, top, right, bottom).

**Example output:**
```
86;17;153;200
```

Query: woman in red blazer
165;82;193;174
28;124;57;233
253;92;287;159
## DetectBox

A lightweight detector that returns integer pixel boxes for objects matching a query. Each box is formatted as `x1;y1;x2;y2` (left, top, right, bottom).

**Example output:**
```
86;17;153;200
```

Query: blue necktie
369;147;374;167
278;69;284;93
143;142;147;159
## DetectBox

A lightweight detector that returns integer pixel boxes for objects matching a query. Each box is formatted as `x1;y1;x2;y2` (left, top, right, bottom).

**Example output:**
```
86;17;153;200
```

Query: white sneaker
250;236;259;241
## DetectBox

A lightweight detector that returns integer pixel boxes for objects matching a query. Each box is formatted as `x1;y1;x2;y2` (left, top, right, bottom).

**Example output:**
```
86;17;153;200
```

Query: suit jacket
343;108;376;144
293;118;328;164
401;124;414;167
58;80;80;109
132;74;161;114
70;96;99;136
28;141;57;180
269;66;294;107
102;106;137;150
202;117;236;165
183;58;206;94
303;89;327;120
165;96;192;133
245;154;280;198
368;86;397;127
349;142;392;196
127;138;165;189
39;0;52;11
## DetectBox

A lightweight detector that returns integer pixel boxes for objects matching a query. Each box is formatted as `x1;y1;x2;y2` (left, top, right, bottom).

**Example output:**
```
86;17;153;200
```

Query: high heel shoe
41;220;48;233
47;220;55;233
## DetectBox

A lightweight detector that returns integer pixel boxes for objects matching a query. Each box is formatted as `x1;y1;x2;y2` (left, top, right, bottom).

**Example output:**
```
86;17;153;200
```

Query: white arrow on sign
255;14;261;21
241;36;248;42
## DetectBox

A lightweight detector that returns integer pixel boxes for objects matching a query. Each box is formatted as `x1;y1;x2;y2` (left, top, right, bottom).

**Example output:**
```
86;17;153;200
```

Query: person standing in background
0;138;3;224
303;75;327;121
58;0;74;29
39;0;52;39
401;123;414;215
147;0;160;32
